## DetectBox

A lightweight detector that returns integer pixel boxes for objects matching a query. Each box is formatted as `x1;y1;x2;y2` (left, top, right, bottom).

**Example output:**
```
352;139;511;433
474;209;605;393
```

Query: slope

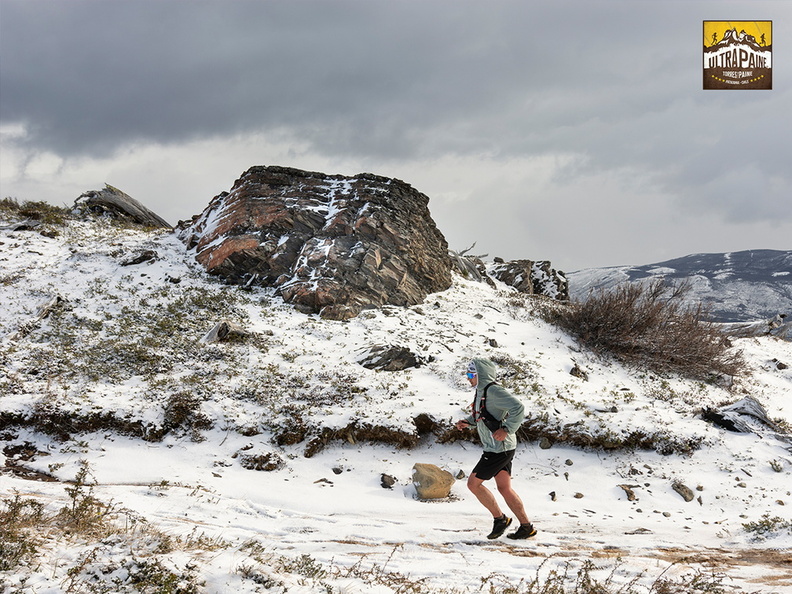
1;216;791;593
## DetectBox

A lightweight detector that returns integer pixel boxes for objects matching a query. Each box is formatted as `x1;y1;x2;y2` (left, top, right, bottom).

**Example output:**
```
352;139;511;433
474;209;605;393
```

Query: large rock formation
177;166;452;320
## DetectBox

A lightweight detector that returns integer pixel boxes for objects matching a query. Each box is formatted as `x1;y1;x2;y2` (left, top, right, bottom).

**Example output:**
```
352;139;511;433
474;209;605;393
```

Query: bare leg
466;473;503;517
494;470;530;525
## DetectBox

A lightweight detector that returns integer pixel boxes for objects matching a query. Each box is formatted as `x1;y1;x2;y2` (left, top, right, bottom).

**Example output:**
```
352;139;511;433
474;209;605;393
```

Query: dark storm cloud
2;1;699;158
2;0;791;264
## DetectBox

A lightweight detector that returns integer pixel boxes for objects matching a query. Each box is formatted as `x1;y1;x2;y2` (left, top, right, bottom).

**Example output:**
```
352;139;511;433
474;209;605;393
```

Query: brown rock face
177;166;452;319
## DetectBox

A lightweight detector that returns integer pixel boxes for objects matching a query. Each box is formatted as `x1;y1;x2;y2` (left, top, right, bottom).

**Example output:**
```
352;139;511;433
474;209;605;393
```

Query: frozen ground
1;216;791;593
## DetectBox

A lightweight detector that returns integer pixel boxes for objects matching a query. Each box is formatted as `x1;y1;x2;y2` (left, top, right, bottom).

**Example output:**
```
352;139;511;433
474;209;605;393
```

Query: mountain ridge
568;249;792;323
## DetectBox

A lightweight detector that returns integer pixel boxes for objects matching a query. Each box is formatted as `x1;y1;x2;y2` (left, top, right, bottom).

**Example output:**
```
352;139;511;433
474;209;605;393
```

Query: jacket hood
472;357;497;387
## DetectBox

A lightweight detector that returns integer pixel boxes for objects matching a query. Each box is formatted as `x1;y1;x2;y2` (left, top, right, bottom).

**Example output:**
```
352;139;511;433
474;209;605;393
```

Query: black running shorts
471;449;515;481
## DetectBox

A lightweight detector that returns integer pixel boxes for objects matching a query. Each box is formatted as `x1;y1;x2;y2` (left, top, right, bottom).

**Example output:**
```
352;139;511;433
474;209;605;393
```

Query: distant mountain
568;250;792;323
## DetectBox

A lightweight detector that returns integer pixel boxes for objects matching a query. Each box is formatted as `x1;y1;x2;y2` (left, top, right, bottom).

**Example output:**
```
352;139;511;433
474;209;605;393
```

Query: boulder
718;314;792;342
488;259;569;300
74;185;172;228
236;450;285;472
412;463;455;499
357;344;431;371
120;249;158;266
201;321;250;343
177;166;452;320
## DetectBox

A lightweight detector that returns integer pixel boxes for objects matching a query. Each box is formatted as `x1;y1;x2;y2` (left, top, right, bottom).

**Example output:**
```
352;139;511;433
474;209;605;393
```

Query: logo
703;21;772;90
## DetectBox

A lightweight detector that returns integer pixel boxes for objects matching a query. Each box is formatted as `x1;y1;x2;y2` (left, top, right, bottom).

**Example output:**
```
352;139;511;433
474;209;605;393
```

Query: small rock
237;451;285;472
618;484;638;501
565;459;574;466
625;527;652;535
549;491;557;501
672;481;695;502
538;437;552;449
574;492;584;499
381;473;397;489
569;364;589;381
120;249;158;266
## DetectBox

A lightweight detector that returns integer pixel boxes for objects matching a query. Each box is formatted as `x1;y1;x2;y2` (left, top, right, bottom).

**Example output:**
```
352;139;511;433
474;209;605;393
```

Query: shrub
546;279;744;381
743;513;792;540
0;198;70;225
58;460;116;535
0;493;44;570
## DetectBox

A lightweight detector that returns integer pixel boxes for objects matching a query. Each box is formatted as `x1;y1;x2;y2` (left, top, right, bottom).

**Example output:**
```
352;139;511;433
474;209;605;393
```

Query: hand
493;428;508;442
455;420;470;430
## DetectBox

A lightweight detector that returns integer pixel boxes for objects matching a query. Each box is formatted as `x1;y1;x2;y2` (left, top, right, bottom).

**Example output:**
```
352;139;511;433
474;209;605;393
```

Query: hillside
1;211;792;593
568;250;792;323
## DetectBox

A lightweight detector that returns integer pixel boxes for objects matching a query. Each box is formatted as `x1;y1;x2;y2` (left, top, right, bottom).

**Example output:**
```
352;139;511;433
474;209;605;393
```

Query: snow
1;217;792;593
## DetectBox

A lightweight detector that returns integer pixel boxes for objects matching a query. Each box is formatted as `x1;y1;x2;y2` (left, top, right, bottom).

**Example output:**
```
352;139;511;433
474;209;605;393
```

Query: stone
357;344;431;371
618;484;638;501
201;321;250;343
488;259;569;300
237;450;284;472
672;481;695;502
177;166;452;320
381;473;397;489
538;437;552;449
570;363;589;381
120;249;158;266
74;184;171;228
412;463;455;499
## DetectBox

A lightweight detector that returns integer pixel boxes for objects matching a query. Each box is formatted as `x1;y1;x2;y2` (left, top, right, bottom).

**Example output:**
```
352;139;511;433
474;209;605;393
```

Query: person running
456;358;537;540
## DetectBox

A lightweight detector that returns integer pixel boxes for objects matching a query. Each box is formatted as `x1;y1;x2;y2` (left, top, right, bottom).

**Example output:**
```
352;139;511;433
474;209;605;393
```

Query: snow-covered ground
1;215;791;593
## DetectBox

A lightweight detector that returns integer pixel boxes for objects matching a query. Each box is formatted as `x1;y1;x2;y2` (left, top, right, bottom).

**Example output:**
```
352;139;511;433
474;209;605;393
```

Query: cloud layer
2;0;790;270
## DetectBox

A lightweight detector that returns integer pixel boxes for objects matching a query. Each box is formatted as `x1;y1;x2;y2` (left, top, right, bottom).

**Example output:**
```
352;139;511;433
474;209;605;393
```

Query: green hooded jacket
463;358;525;453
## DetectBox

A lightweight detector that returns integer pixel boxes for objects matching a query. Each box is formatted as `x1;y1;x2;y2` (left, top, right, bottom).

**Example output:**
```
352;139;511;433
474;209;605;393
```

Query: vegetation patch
541;279;745;381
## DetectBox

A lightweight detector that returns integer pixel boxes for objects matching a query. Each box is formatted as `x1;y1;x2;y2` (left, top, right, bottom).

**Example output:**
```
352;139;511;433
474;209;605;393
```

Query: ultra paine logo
703;21;772;90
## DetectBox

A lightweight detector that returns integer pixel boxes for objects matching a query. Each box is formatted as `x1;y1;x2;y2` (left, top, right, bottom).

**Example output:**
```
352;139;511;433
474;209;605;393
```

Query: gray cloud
1;0;790;270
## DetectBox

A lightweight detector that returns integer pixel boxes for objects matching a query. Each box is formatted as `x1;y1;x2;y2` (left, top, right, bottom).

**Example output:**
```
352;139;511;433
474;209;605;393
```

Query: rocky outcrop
74;185;172;228
356;344;433;371
718;314;792;342
177;166;452;320
488;258;569;300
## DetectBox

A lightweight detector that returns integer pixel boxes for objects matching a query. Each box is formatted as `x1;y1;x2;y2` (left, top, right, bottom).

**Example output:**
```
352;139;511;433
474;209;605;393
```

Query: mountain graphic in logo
703;21;772;90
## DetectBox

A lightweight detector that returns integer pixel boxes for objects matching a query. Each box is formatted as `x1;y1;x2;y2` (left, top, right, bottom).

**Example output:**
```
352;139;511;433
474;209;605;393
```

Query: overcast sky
1;1;790;272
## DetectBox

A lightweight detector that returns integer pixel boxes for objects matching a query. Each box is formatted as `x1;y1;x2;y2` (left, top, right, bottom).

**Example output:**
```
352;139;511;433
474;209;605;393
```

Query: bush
0;198;70;225
547;279;744;381
0;493;44;570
